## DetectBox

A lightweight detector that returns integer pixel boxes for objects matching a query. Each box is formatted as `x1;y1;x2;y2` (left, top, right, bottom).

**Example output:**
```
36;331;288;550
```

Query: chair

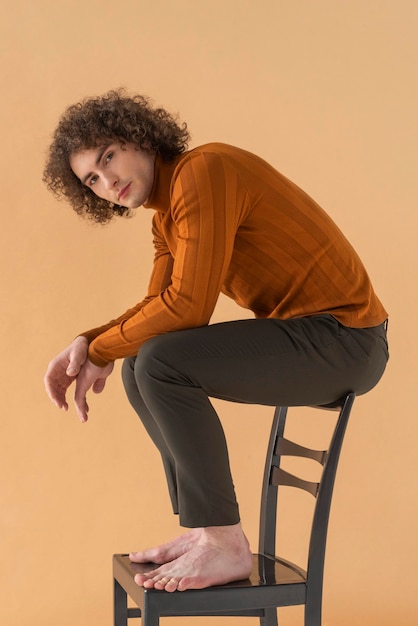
113;391;355;626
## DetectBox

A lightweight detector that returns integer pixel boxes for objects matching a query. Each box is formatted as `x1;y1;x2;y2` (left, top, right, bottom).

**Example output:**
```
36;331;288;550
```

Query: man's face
70;142;155;208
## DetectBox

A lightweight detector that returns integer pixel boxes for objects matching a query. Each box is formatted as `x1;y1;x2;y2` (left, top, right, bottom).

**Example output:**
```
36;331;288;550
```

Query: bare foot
129;527;203;565
133;523;253;592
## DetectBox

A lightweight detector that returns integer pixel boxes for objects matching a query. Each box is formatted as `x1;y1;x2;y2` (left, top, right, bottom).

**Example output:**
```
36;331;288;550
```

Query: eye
89;175;98;186
104;151;113;164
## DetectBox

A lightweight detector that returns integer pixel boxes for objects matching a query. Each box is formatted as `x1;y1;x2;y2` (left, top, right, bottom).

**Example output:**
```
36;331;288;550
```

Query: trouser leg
122;357;179;514
124;315;388;528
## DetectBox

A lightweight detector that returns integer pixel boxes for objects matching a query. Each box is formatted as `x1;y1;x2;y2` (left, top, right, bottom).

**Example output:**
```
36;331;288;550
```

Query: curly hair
43;89;190;224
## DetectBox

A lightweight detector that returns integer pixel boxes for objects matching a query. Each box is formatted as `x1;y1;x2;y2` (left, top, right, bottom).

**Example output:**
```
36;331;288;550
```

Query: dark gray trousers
121;315;388;528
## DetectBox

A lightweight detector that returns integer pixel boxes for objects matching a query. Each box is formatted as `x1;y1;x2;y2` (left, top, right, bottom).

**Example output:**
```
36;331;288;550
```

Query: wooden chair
113;391;355;626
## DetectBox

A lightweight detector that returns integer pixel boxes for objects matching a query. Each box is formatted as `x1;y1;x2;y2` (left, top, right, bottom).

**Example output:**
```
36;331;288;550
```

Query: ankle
200;523;248;549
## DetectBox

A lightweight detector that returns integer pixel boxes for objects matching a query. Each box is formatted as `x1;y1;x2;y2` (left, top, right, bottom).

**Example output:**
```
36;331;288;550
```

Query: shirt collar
143;153;184;213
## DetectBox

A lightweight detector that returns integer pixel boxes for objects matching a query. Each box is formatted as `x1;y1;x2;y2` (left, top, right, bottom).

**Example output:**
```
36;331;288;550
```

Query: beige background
1;1;417;625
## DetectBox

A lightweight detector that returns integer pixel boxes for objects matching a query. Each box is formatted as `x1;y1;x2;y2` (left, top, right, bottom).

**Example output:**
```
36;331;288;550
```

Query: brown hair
43;89;190;224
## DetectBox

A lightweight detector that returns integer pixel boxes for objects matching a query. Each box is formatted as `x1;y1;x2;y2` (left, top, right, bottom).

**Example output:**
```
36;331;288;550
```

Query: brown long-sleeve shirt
82;143;387;367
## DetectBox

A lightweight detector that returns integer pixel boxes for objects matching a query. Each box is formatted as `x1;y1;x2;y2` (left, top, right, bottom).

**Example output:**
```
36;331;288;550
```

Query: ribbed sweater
82;143;387;367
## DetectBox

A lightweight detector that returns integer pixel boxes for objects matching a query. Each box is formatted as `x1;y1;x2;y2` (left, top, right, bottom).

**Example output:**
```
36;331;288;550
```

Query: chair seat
113;553;307;617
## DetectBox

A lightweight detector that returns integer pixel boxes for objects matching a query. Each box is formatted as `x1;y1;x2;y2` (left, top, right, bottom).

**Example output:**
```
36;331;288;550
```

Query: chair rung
271;466;319;497
275;437;327;465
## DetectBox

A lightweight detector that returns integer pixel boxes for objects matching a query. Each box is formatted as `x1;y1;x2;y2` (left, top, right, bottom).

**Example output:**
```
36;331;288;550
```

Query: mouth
117;182;132;202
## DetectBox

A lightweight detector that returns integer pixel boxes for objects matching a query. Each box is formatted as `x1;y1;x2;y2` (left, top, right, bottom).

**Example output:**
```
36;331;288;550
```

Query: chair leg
114;578;129;626
260;607;278;626
304;599;321;626
142;598;160;626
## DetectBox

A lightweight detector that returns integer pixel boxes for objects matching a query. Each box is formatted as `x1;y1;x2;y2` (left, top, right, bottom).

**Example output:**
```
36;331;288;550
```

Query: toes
176;578;189;592
134;572;160;588
164;578;180;593
177;576;201;591
134;572;174;591
129;551;153;563
154;577;179;592
130;550;160;564
151;576;166;590
134;573;150;586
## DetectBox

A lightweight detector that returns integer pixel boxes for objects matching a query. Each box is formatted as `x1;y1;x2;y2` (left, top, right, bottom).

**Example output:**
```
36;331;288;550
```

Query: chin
130;195;147;208
121;199;141;209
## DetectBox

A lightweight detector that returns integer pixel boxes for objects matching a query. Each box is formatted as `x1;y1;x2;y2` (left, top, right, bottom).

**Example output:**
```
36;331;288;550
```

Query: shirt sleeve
86;150;249;366
79;218;173;349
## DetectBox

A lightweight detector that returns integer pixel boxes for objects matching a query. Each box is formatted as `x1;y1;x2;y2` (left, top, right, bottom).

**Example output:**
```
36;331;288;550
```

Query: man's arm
44;224;173;416
87;152;248;366
77;222;174;354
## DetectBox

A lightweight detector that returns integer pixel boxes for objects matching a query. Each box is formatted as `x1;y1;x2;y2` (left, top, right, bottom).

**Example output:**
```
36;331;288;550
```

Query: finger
44;375;69;411
74;383;90;423
66;342;88;377
49;393;69;411
75;397;89;423
53;394;69;411
92;378;106;394
66;358;82;377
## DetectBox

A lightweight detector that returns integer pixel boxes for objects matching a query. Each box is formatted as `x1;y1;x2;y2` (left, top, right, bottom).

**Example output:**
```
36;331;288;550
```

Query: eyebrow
81;143;111;185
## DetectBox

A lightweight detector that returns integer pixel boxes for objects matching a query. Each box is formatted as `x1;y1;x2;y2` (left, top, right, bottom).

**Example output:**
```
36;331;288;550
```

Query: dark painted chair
113;391;355;626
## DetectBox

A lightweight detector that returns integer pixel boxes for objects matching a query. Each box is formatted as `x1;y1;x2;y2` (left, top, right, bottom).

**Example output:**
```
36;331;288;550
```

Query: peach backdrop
1;1;417;625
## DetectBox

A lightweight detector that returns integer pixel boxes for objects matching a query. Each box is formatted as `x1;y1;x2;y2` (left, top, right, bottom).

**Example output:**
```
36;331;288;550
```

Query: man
43;89;389;593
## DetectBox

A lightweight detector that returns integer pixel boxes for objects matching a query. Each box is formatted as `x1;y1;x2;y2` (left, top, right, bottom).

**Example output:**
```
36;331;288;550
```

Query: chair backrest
258;393;355;597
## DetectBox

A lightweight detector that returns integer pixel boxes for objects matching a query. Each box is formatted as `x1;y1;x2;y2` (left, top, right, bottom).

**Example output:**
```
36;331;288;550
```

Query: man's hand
73;359;114;422
44;336;114;422
44;336;89;411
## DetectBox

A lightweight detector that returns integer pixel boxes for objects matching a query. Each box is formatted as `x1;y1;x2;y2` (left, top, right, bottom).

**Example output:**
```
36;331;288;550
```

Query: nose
103;171;118;190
